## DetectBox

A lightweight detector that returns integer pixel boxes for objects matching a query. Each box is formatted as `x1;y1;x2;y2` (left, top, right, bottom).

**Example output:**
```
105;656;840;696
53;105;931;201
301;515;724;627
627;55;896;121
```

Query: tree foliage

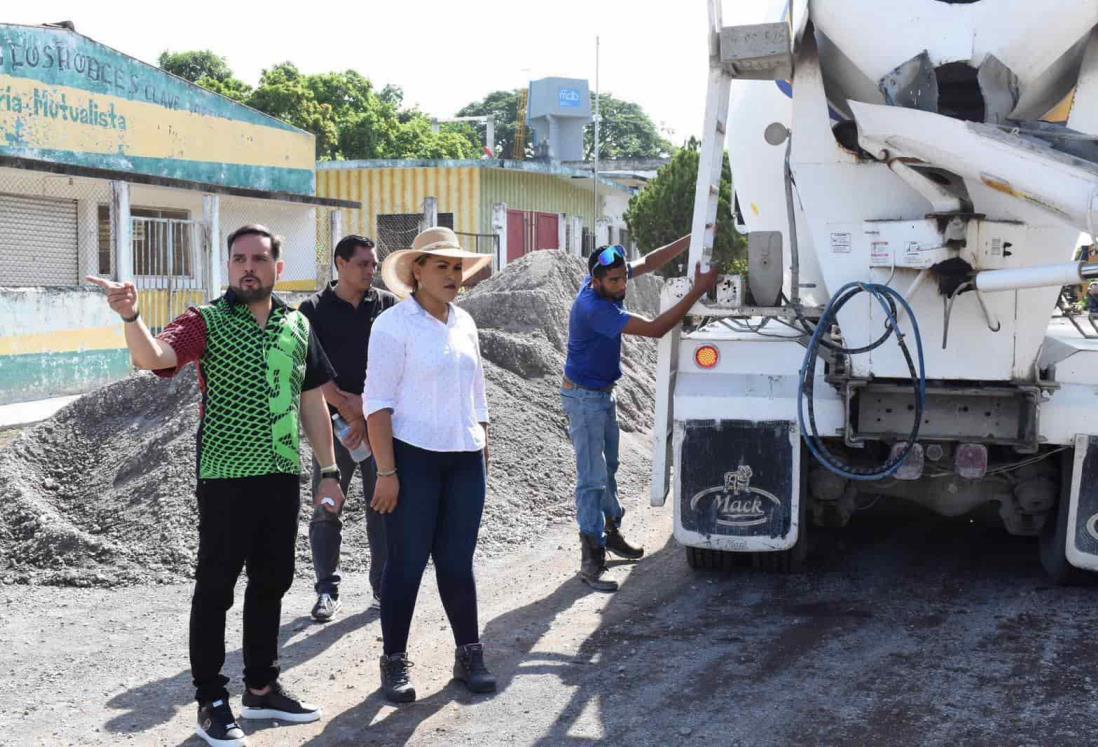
586;94;672;160
246;63;341;159
158;50;234;83
458;89;671;161
624;138;745;277
159;52;671;164
456;89;527;159
160;52;480;161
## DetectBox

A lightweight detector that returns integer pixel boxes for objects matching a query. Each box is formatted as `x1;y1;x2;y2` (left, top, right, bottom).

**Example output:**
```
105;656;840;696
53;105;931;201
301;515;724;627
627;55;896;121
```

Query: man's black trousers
190;473;300;704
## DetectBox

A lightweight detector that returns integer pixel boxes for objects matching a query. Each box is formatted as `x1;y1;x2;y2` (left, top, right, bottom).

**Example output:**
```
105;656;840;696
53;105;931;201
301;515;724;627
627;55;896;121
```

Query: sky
5;0;773;146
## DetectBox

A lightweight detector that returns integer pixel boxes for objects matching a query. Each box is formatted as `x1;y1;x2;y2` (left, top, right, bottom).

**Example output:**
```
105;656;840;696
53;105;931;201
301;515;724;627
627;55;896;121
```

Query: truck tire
752;446;810;574
685;545;738;572
1038;448;1090;585
751;524;808;573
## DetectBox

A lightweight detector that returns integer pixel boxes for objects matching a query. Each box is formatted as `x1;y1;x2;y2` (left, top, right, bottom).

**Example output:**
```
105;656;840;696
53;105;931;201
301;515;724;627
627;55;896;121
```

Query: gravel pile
0;250;661;586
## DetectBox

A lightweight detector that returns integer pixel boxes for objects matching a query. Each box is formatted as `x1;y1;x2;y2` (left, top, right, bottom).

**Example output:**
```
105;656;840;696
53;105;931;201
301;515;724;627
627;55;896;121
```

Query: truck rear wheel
685;545;739;571
1038;448;1090;585
751;531;808;573
753;446;810;573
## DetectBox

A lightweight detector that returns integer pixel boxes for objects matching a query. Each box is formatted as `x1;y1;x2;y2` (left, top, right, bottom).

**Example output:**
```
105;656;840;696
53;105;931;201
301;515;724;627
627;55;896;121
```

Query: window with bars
97;206;192;276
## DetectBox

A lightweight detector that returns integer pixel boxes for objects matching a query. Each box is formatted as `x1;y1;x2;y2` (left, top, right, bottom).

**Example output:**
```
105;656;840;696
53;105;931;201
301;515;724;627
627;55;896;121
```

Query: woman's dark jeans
381;439;486;655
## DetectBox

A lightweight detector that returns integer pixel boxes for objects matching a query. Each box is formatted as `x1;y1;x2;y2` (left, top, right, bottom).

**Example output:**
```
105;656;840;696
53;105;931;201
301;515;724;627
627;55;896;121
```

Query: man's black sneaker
454;642;497;693
240;681;321;723
311;593;342;622
380;652;416;703
196;699;246;747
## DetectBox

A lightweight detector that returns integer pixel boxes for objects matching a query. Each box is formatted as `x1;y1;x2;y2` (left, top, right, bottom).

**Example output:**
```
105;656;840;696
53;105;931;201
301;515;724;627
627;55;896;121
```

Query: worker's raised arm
629;234;692;278
622;261;719;338
85;275;179;371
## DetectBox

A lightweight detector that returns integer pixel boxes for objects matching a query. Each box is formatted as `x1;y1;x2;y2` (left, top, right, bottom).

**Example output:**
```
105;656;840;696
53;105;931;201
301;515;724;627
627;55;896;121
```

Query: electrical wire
717;316;807;339
798;282;927;481
984;446;1068;477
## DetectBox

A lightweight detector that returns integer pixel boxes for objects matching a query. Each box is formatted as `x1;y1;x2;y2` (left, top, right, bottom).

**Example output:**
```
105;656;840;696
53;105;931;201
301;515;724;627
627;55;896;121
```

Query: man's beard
231;278;274;303
595;284;626;302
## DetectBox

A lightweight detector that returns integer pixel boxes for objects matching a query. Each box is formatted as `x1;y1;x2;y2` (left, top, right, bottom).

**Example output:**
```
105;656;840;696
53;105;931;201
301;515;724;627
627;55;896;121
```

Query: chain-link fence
454;230;500;288
219;193;334;294
0;166;112;287
372;212;425;261
0;166;338;330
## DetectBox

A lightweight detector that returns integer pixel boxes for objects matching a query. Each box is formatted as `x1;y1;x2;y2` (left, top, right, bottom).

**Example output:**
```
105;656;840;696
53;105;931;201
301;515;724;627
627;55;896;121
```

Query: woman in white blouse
364;227;495;704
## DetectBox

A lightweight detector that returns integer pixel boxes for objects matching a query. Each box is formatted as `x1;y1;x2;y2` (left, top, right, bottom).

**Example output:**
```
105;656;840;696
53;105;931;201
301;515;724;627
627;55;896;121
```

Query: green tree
383;117;480;159
194;75;252;103
246;63;340;159
159;50;252;103
456;89;525;158
459;89;672;161
158;50;234;83
587;93;673;160
624;138;745;277
158;50;482;160
302;70;478;160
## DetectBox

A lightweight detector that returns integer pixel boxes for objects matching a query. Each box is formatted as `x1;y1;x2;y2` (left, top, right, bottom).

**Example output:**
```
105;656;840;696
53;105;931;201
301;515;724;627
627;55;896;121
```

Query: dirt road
3;457;1097;745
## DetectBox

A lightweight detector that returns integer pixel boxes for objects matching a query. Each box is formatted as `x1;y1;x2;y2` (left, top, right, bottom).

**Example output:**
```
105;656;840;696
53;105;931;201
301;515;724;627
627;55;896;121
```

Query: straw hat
380;227;493;299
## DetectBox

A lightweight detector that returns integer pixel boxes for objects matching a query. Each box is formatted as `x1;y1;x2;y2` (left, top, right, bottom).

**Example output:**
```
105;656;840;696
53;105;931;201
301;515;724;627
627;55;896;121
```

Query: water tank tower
526;77;592;162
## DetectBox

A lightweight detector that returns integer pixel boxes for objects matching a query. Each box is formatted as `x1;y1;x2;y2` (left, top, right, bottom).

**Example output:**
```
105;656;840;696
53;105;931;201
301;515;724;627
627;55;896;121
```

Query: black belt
562;375;614;393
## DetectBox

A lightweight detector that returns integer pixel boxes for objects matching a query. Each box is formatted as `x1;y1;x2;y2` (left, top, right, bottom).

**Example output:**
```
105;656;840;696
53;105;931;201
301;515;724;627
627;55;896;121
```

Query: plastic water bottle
331;413;371;462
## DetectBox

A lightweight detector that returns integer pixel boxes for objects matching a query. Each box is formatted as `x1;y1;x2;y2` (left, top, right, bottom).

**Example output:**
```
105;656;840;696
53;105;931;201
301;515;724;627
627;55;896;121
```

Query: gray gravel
0;250;661;587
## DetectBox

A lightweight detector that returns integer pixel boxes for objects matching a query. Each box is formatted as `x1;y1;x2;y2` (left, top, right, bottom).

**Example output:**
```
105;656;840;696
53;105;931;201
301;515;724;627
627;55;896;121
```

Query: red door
507;210;527;262
535;212;559;250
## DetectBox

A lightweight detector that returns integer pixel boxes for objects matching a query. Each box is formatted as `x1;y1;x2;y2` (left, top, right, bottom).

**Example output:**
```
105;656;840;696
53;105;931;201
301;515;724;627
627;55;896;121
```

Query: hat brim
380;248;493;299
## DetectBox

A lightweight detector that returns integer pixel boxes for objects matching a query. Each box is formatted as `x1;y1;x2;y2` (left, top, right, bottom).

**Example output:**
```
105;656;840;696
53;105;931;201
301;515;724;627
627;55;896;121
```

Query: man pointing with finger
88;224;341;747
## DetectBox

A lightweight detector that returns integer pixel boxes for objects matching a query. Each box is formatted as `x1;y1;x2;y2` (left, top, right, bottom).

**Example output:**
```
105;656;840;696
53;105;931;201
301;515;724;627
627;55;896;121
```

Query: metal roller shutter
0;193;79;286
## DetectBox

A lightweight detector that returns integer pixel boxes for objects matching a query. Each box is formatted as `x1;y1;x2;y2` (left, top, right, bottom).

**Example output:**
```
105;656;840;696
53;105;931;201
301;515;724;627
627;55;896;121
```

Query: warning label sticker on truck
870;240;891;265
830;232;852;254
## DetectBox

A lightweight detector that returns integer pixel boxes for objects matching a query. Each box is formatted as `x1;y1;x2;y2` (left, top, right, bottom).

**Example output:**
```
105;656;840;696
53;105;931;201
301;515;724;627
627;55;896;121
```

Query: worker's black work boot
604;516;644;560
579;533;618;592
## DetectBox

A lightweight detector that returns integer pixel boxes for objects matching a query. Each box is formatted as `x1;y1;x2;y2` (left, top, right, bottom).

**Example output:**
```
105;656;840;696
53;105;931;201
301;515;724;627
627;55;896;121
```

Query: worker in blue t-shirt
562;238;719;592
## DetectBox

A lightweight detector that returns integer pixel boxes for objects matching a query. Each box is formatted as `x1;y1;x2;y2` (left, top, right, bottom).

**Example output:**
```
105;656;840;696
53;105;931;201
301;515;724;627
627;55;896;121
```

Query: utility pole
593;35;600;245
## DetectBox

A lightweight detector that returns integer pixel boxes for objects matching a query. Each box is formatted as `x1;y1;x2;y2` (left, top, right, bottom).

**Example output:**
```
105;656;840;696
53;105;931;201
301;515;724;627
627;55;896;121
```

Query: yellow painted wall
0;325;123;356
0;23;316;194
317;166;482;245
480;168;599;230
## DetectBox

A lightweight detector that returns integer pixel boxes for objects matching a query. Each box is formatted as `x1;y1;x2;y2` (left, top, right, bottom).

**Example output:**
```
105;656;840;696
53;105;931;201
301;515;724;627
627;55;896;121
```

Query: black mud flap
676;419;799;550
1067;435;1098;571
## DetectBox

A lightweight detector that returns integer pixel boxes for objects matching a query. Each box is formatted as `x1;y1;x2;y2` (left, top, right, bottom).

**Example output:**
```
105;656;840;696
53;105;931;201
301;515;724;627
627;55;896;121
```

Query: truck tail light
694;344;719;369
955;443;988;479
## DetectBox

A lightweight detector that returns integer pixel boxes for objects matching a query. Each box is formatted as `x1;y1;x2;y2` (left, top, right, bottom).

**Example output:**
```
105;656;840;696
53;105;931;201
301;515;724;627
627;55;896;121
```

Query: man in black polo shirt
298;234;398;621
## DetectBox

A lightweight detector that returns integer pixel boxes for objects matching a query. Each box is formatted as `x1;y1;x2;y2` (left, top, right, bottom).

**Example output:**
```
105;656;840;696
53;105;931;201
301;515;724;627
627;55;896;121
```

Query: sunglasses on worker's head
595;245;625;266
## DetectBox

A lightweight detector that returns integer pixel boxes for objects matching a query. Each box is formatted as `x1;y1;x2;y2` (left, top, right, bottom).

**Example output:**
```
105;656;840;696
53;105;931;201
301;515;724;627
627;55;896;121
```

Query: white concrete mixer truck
652;0;1098;582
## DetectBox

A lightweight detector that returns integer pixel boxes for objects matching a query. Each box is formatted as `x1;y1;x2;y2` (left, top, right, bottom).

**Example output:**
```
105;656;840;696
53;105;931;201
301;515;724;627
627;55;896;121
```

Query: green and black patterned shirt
154;290;334;480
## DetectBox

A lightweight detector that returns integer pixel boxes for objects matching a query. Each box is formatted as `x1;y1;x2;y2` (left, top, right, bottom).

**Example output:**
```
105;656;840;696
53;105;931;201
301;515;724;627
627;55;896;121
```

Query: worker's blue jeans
561;387;624;546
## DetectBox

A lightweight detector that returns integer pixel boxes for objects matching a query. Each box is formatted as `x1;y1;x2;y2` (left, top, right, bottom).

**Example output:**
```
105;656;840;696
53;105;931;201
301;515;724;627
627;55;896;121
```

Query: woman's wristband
377;467;397;478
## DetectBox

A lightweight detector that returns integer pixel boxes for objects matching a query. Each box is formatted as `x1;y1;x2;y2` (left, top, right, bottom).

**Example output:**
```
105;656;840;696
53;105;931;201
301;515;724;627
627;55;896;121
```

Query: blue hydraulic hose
797;282;927;481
